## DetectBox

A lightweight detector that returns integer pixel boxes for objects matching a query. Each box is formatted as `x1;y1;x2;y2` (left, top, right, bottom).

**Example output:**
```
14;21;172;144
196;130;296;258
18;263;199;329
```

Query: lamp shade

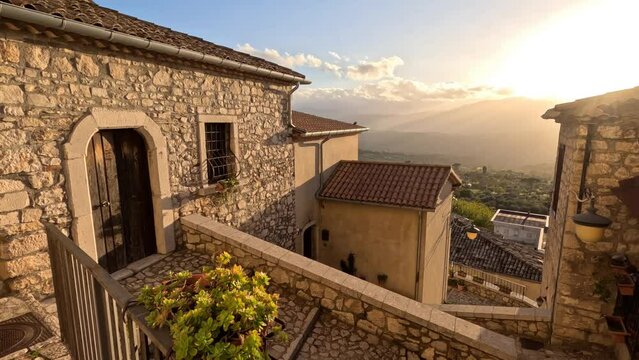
466;226;479;240
573;206;612;243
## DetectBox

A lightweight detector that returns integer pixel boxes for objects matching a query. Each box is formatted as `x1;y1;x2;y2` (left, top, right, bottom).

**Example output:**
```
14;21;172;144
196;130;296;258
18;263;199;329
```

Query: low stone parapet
437;304;551;342
182;214;519;360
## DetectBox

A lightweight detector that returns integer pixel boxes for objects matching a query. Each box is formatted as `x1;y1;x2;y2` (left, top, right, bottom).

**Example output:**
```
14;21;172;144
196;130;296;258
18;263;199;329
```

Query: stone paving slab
446;288;503;306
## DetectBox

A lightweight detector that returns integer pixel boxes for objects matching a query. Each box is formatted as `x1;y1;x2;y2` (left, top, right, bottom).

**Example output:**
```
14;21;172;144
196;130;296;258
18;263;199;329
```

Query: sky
99;0;639;116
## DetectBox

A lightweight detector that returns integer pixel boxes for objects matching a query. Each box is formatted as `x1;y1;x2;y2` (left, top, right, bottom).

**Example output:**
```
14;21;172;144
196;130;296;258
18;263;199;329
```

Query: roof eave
296;127;369;138
0;2;311;85
317;196;436;212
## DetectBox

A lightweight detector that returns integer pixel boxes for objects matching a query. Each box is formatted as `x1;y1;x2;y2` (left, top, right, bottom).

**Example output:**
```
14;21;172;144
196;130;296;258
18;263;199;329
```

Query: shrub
453;199;494;229
137;252;284;360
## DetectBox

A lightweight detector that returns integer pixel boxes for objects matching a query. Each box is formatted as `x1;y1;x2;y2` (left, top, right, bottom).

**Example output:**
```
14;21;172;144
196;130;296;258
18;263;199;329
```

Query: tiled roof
0;0;303;78
318;161;461;209
292;111;367;135
450;217;543;282
492;209;548;228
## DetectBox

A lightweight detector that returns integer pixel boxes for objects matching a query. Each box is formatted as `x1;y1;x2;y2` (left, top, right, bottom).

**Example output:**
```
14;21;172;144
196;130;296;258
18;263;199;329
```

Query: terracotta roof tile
1;0;304;78
292;111;367;135
450;217;543;282
318;161;460;209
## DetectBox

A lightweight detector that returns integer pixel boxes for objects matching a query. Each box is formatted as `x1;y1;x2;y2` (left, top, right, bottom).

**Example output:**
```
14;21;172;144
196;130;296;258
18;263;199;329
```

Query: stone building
541;86;639;348
291;111;368;257
316;160;461;304
0;0;310;298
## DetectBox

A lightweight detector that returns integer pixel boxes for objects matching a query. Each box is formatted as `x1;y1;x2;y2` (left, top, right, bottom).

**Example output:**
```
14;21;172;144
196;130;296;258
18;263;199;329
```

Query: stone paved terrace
446;287;503;306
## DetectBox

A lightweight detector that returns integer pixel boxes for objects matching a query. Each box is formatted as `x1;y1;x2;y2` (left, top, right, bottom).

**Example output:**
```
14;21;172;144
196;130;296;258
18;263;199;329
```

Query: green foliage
138;252;283;360
340;253;357;275
454;168;552;215
593;277;613;303
452;199;494;229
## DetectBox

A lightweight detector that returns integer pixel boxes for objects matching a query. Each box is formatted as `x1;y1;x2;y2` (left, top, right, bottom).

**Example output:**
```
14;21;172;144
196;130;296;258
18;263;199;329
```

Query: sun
489;0;639;101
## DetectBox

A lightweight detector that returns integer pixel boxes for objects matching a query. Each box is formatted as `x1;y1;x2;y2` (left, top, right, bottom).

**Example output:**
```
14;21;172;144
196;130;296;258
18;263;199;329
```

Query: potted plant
457;279;466;291
472;276;484;285
605;315;630;343
498;285;511;294
377;273;388;286
447;278;458;287
610;254;630;274
457;270;467;278
616;273;635;296
138;252;286;360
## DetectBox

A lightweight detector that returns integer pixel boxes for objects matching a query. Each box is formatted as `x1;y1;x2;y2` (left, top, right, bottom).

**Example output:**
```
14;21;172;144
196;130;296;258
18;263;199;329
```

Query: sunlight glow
490;0;639;101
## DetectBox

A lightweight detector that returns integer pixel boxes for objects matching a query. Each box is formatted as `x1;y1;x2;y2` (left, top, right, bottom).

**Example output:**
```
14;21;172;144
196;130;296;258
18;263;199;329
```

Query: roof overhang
294;127;370;138
0;2;311;85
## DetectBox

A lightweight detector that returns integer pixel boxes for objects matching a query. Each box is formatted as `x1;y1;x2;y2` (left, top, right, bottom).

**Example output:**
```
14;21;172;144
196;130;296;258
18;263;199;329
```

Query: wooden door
86;130;157;273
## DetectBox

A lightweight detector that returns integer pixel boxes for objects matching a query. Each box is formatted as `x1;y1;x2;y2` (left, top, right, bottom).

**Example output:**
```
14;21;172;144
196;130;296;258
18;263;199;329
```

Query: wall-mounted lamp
453;217;480;240
466;226;479;240
573;189;612;244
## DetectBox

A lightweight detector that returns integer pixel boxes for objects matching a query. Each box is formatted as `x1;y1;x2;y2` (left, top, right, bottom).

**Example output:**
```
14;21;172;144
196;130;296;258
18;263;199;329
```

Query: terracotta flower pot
605;316;630;343
616;274;635;296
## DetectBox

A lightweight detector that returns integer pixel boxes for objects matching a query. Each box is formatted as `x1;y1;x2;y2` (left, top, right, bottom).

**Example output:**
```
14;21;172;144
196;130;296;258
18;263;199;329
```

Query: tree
452;199;494;229
482;166;488;174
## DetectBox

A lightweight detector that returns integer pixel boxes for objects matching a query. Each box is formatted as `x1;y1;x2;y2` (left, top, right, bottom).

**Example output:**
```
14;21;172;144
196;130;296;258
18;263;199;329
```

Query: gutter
0;2;311;85
297;128;369;138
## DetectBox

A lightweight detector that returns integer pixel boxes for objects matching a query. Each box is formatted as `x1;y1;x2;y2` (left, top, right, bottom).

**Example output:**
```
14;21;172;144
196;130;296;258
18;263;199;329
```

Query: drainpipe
318;136;332;188
415;210;424;301
287;83;301;130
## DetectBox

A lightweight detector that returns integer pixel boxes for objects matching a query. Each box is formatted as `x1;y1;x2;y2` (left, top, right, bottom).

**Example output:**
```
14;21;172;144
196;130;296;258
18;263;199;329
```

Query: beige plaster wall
317;201;420;299
293;135;359;252
421;194;452;304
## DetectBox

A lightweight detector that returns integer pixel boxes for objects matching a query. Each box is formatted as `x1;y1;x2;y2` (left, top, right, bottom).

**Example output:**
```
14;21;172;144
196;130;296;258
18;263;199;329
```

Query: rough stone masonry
0;24;297;298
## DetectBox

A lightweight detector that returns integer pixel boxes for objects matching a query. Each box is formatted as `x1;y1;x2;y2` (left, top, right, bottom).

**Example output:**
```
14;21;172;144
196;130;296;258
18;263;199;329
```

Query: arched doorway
64;109;175;265
86;129;157;272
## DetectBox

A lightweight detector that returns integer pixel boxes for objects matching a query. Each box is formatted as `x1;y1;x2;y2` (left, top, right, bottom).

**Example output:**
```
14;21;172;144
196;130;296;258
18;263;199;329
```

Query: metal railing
46;224;172;359
450;262;529;301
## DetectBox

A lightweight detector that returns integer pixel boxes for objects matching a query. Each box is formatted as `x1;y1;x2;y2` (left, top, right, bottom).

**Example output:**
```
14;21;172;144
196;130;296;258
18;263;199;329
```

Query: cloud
298;78;510;102
328;51;342;61
238;43;341;77
346;56;405;81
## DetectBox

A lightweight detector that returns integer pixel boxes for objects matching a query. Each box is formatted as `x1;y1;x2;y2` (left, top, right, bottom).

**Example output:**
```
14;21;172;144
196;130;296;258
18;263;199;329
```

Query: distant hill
358;97;560;175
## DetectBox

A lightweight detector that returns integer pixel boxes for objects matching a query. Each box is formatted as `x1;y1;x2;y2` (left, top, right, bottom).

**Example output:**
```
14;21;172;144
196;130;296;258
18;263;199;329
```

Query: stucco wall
0;27;297;297
493;223;543;247
421;194;452;304
317;201;420;299
293;135;359;253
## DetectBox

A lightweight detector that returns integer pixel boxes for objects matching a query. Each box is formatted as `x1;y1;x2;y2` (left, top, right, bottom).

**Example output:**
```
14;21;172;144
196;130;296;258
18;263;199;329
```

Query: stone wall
182;214;520;360
438;305;551;343
542;109;639;346
0;25;297;298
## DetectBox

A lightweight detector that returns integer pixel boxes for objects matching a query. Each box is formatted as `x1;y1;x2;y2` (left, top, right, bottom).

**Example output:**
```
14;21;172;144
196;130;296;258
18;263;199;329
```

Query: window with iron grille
204;122;235;184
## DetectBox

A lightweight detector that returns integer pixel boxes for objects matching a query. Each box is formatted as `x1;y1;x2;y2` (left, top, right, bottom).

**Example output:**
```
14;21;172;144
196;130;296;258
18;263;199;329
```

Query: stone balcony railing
181;214;519;360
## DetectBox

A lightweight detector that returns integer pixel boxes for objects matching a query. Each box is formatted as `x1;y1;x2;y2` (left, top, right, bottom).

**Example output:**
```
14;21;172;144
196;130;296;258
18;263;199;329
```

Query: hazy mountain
358;97;560;175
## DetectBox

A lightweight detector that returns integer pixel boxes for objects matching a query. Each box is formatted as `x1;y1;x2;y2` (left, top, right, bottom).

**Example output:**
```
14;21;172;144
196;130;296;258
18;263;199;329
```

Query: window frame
197;115;239;190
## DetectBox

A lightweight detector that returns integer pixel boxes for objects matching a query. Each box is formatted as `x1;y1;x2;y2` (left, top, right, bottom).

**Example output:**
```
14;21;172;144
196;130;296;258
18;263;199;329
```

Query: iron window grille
204;122;237;184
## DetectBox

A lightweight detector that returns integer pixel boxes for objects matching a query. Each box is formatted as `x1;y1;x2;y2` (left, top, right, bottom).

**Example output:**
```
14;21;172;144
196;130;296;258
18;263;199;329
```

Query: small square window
197;115;239;189
204;122;234;184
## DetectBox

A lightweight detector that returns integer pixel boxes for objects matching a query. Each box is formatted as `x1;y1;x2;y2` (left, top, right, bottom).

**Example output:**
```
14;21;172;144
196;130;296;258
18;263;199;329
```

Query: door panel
86;130;156;273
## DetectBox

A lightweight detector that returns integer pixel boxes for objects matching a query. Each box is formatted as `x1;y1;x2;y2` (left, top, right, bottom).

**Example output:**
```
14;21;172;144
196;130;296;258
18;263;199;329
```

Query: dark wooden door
86;130;157;273
303;226;314;259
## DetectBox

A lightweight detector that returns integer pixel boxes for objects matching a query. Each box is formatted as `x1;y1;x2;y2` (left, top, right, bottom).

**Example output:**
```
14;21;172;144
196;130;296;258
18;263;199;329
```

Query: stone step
277;307;321;360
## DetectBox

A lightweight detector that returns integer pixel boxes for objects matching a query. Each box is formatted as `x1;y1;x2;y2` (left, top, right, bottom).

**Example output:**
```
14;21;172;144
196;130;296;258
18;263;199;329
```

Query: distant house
291;111;368;257
491;209;549;249
316;161;461;304
451;218;544;301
